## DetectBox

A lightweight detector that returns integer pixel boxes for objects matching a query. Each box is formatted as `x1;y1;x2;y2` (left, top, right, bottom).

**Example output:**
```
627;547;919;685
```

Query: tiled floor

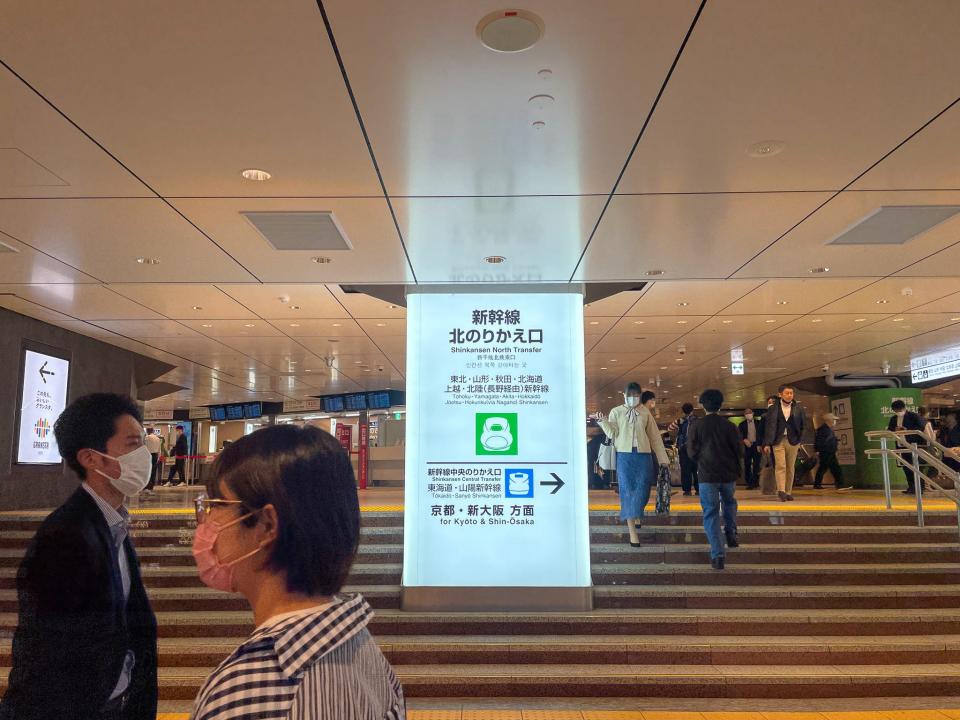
157;710;960;719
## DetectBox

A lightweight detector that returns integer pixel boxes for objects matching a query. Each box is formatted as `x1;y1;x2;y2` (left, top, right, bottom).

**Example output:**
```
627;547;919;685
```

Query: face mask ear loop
211;509;265;567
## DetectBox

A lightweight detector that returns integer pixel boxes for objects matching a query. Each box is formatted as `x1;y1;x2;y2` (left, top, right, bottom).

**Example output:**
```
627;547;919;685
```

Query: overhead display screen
911;346;960;383
344;393;367;411
243;402;262;419
367;391;391;409
17;349;70;464
209;405;227;421
225;404;244;421
403;292;590;596
322;395;345;413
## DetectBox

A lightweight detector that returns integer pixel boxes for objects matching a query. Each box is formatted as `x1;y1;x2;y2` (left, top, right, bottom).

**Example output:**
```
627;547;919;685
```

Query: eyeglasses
194;493;247;524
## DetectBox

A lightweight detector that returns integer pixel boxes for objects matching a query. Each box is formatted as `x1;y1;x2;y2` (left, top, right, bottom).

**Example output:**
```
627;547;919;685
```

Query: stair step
3;663;959;699
593;563;960;586
591;543;960;564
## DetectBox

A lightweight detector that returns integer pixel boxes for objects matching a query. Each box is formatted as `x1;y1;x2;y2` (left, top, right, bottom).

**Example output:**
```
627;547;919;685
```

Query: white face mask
625;396;640;408
896;410;906;417
94;445;153;497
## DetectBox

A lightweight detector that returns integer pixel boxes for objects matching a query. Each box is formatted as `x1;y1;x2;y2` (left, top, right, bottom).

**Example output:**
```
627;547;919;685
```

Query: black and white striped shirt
191;594;404;720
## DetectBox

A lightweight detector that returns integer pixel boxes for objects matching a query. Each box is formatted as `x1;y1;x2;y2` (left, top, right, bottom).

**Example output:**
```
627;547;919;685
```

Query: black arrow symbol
38;361;55;385
539;473;564;494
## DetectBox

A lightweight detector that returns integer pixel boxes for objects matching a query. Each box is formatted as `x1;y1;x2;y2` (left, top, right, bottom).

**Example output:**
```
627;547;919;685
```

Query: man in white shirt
143;428;162;493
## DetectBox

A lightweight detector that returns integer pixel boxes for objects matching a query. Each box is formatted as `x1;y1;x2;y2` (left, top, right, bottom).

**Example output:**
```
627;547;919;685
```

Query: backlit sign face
911;346;960;383
403;292;590;591
17;350;69;464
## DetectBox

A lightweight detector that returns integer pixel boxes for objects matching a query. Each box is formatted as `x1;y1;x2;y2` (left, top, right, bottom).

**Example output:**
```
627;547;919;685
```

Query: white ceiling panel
583;291;645;317
275;318;367;338
576;192;832;281
734;191;960;278
326;285;407;319
109;284;257;320
356;318;405;337
628;280;762;315
92;319;201;339
698;314;801;333
323;0;700;196
722;278;876;315
396;195;607;283
818;276;960;315
897;241;960;277
0;199;254;282
851;101;960;191
180;319;285;339
0;283;162;320
617;0;960;194
611;315;711;333
0;230;95;284
0;67;146;198
217;284;349;319
0;1;381;197
172;199;410;283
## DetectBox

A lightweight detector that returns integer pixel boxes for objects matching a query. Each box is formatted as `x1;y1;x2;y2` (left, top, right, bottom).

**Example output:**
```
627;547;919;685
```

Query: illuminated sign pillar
402;286;592;611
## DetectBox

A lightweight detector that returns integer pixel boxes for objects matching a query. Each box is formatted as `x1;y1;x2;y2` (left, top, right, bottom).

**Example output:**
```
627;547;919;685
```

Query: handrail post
880;436;892;510
913;445;924;528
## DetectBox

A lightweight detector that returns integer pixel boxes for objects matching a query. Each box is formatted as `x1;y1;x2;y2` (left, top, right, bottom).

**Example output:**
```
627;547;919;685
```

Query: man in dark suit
762;384;807;502
887;399;928;495
165;424;189;486
738;408;762;489
0;394;158;720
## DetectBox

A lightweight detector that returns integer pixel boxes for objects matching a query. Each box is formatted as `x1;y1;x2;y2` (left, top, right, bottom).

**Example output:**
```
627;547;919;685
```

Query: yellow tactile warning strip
157;710;960;719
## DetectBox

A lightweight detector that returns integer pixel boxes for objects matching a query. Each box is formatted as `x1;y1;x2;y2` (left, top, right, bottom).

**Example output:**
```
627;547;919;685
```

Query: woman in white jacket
596;382;670;546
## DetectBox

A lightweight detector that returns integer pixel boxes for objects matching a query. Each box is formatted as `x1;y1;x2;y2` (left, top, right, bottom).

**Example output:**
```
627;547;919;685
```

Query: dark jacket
172;433;188;457
762;401;806;447
738;418;761;448
0;488;158;720
676;414;696;451
814;423;838;453
686;414;742;484
943;424;960;449
887;411;927;447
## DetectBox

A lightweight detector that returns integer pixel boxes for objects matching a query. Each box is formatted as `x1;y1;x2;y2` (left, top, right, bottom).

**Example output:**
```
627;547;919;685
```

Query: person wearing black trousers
887;400;929;494
672;403;699;496
813;412;852;490
738;408;761;490
166;425;188;487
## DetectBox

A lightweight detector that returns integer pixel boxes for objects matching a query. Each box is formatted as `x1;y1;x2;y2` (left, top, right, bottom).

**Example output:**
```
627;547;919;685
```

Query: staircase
2;507;960;700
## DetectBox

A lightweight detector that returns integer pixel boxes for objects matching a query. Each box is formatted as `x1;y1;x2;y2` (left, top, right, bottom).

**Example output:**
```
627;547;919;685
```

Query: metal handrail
864;429;960;538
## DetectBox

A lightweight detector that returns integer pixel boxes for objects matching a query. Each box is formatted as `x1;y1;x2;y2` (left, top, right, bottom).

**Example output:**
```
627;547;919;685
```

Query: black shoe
711;557;725;571
778;491;788;502
725;533;739;548
683;491;692;496
786;494;795;501
629;541;642;548
813;483;823;489
902;489;915;495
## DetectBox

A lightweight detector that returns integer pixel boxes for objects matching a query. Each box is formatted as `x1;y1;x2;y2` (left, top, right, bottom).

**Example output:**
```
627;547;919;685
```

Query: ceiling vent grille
241;211;353;251
828;205;960;246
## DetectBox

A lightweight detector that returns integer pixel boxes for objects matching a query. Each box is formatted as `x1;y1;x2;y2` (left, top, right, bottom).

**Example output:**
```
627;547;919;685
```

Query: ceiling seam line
0;227;106;284
0;58;264;284
567;0;708;283
589;279;762;402
726;95;960;278
322;285;406;380
314;0;418;284
211;285;368;391
583;283;652;356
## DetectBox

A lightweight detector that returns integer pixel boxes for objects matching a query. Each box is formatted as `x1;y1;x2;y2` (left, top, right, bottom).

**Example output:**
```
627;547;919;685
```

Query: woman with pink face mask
190;425;405;720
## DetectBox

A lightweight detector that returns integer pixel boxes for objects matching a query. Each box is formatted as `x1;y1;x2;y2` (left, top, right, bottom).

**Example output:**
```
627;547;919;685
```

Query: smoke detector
477;10;544;53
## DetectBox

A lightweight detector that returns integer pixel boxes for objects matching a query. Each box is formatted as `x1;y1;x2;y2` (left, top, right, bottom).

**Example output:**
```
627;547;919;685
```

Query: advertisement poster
403;291;590;589
830;396;856;466
17;349;70;464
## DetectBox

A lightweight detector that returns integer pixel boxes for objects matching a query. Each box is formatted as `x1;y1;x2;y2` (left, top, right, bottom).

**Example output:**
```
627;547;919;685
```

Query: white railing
864;429;960;537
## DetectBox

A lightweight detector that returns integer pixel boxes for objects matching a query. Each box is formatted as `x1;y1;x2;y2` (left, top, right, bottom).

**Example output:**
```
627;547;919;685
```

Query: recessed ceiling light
720;365;728;369
136;257;160;265
811;318;823;323
354;361;363;364
289;323;300;328
600;367;607;370
747;140;786;158
677;301;689;307
854;318;867;322
191;305;202;310
589;321;600;325
363;368;371;372
676;384;683;388
892;317;905;322
477;9;544;53
201;323;212;328
876;299;889;304
809;267;830;274
532;120;546;130
376;322;387;327
951;317;960;321
660;366;668;370
243;323;255;328
332;322;342;327
765;319;777;323
609;359;617;363
290;305;300;310
645;269;665;277
240;168;271;181
675;357;683;361
484;255;506;264
721;319;733;324
311;256;332;264
776;300;789;305
305;369;312;373
633;320;645;325
676;320;688;325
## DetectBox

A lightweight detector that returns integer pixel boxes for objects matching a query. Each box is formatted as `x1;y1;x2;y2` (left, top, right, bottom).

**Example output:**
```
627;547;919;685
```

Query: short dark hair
624;382;642;395
54;393;142;480
891;400;906;411
176;425;184;431
681;402;694;415
699;389;724;412
778;384;794;393
640;390;656;404
208;424;360;597
767;395;778;403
